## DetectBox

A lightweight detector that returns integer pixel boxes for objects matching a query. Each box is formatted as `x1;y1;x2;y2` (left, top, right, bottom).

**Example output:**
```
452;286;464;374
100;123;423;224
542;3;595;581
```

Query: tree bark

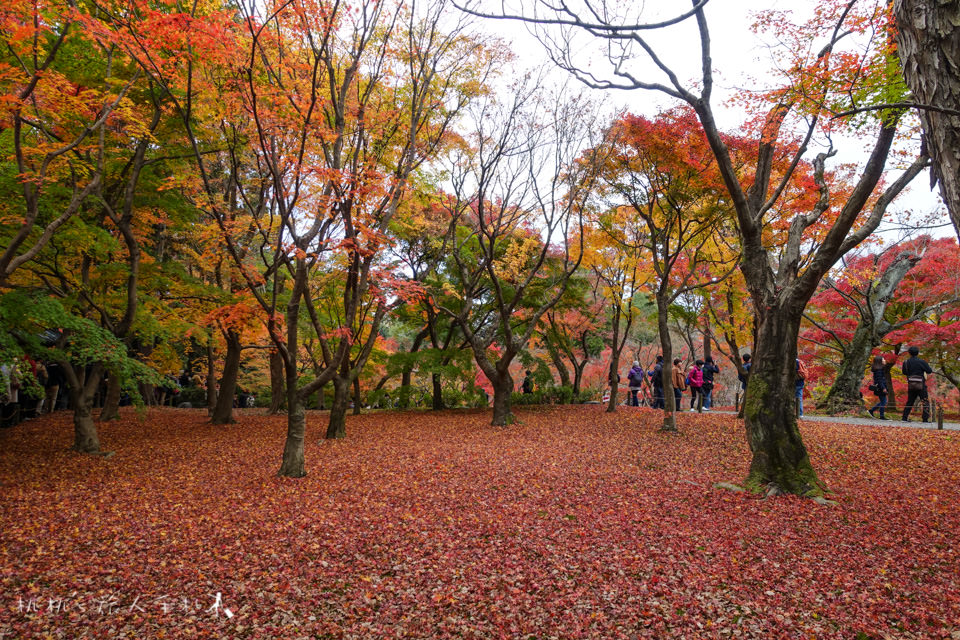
268;348;285;414
431;373;445;410
894;0;960;236
545;337;571;388
352;377;362;415
211;329;241;424
277;386;305;477
491;371;515;426
99;373;121;421
68;364;104;453
742;310;820;495
206;343;217;416
326;376;351;439
657;293;677;431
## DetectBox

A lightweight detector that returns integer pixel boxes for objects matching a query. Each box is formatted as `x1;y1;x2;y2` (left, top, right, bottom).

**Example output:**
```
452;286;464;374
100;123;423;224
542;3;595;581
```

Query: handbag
907;375;925;392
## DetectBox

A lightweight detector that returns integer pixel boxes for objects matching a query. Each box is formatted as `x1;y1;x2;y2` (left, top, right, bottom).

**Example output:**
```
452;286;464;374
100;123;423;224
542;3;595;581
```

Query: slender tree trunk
326;376;351;439
657;295;677;431
606;357;620;412
572;363;585;396
742;309;821;495
546;338;571;388
211;330;241;424
491;371;515;426
277;383;305;477
352;377;362;415
206;343;216;416
316;381;326;410
268;348;285;414
99;373;122;421
431;373;445;410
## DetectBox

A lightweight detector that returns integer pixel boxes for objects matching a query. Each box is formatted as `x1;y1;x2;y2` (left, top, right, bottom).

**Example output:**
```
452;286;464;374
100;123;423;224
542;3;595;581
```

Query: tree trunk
277;386;305;477
894;0;960;236
352;377;362;415
69;369;104;453
431;373;445;410
316;381;326;410
491;372;515;426
326;377;351;439
742;310;822;495
546;338;571;388
211;329;241;424
268;348;285;414
819;324;874;413
605;356;620;412
99;373;122;421
206;343;217;416
572;363;585;396
657;295;677;431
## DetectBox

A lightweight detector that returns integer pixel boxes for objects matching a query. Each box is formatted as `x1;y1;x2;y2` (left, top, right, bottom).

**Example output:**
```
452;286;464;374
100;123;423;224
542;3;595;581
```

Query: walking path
703;409;960;431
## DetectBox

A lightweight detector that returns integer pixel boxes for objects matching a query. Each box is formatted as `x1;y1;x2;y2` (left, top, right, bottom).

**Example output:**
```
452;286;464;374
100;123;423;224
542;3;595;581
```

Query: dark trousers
652;386;664;409
902;386;930;422
674;387;682;411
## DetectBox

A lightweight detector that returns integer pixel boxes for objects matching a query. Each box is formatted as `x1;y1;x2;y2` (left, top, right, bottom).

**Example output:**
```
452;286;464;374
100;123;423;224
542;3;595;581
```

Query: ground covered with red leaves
1;406;959;639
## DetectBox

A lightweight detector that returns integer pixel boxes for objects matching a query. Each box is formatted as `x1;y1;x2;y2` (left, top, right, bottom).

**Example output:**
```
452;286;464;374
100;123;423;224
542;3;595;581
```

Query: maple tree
475;0;933;495
431;80;602;425
595;108;739;428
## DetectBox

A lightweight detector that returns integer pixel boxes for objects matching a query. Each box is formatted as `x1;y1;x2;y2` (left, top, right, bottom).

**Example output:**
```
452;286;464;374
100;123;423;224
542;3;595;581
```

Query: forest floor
1;405;958;639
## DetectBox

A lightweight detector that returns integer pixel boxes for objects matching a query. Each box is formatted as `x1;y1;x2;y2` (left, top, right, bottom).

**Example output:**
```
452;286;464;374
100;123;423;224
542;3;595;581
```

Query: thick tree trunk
326;377;351;439
491;372;515;426
99;373;122;421
277;386;305;477
819;325;874;413
211;330;241;424
399;368;413;409
69;369;103;453
431;373;444;410
895;0;960;236
268;348;285;414
742;310;822;495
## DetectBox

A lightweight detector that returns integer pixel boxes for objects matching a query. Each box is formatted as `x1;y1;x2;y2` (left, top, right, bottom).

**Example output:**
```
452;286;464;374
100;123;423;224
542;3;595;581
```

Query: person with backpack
687;360;704;410
648;356;664;409
867;355;889;420
671;358;686;411
701;357;720;410
795;358;808;418
627;361;645;407
901;346;933;422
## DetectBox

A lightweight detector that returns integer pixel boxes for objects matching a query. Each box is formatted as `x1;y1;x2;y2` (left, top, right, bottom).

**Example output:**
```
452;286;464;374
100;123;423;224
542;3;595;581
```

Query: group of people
623;345;936;422
1;357;67;427
627;356;721;411
867;346;934;422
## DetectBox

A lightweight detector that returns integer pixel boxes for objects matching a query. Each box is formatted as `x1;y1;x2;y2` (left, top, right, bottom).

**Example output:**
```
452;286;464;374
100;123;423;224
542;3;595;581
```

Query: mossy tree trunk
326;376;351;439
99;373;122;421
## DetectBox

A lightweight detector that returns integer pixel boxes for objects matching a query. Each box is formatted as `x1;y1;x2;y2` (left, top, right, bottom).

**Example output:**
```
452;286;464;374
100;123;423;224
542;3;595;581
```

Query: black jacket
902;356;933;379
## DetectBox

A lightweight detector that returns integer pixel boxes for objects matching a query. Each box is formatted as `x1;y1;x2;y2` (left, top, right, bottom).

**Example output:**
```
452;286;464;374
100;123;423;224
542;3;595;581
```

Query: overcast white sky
464;0;948;240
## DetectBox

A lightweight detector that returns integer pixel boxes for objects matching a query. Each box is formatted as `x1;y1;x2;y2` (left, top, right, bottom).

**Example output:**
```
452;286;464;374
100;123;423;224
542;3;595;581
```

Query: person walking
867;355;889;420
671;358;685;411
627;361;644;407
687;360;704;411
648;356;664;409
901;346;933;422
701;357;720;410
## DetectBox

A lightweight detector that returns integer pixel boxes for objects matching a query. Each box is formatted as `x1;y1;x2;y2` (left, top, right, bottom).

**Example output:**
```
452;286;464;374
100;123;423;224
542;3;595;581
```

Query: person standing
701;357;720;410
795;358;808;418
867;355;889;420
627;361;644;407
648;356;664;409
901;346;933;422
671;358;685;411
738;354;752;392
687;360;704;411
521;370;534;395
